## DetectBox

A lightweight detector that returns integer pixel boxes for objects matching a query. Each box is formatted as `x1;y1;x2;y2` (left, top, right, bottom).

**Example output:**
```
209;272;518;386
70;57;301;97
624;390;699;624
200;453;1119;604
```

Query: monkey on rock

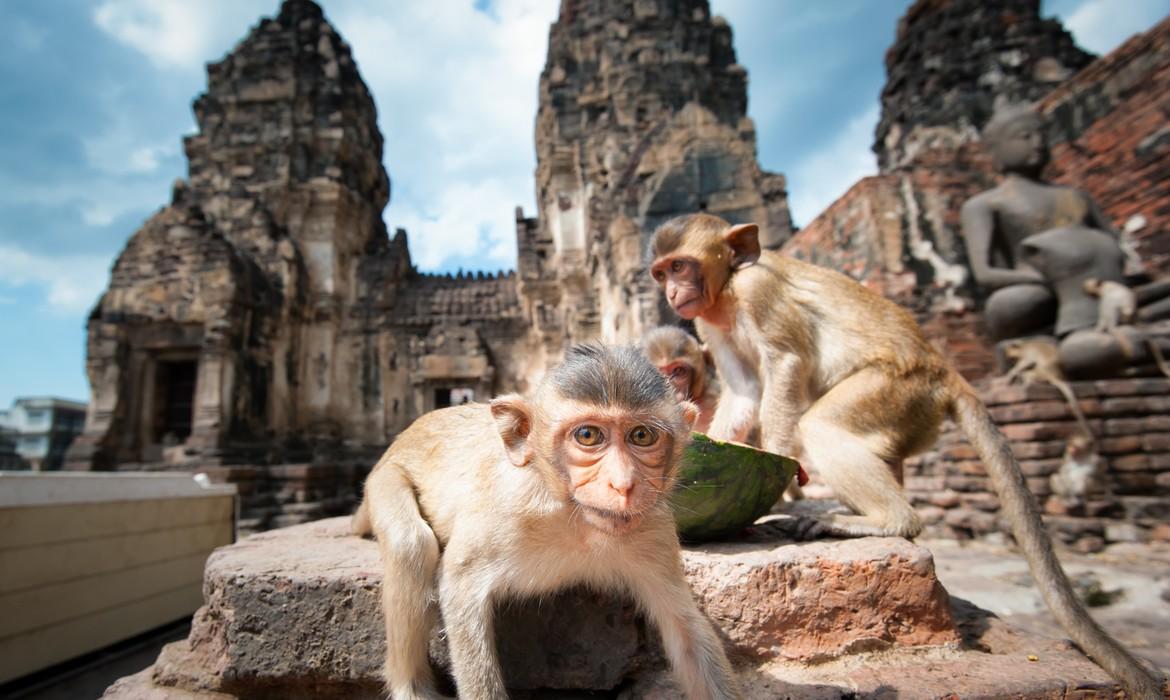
353;344;739;700
648;212;1163;699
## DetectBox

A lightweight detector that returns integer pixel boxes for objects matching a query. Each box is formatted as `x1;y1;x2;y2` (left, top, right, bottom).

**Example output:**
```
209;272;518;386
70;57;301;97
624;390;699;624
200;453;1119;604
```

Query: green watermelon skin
671;433;799;542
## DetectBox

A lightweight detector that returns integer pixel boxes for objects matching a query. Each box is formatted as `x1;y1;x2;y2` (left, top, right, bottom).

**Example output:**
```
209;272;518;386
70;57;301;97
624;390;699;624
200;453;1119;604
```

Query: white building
0;397;87;471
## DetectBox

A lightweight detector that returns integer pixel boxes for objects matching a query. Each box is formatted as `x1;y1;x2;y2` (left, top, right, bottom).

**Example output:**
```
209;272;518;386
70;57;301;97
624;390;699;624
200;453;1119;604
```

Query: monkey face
657;361;695;402
650;257;705;319
558;411;677;535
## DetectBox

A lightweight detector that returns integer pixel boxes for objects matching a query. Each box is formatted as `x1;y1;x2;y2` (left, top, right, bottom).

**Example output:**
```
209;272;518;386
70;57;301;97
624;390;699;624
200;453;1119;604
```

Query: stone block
116;517;959;698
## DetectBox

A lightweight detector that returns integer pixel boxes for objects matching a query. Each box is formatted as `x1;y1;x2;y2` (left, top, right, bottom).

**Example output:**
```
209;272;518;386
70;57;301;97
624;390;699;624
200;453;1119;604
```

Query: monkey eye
627;425;658;447
573;425;604;446
670;260;684;273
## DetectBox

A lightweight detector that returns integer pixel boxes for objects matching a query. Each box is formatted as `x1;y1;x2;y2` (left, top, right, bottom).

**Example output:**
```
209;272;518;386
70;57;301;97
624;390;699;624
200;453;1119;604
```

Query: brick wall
906;379;1170;550
1040;15;1170;276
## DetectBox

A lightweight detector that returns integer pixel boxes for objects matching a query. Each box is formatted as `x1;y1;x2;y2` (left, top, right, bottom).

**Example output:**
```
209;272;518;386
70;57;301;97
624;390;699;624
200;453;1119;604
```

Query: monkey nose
610;481;633;509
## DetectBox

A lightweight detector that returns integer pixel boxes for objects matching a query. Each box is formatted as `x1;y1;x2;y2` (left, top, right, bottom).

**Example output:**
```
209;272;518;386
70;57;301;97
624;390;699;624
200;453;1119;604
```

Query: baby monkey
353;344;738;700
642;326;718;433
1084;277;1170;377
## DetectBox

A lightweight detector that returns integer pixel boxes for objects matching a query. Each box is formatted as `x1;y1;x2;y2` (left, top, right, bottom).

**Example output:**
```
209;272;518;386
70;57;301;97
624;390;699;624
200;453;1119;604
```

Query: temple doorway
153;359;197;444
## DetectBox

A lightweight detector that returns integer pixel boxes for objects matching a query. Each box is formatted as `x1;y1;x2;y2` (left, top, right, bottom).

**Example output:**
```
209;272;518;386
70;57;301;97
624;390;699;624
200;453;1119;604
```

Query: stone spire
184;0;390;260
874;0;1094;171
524;0;793;354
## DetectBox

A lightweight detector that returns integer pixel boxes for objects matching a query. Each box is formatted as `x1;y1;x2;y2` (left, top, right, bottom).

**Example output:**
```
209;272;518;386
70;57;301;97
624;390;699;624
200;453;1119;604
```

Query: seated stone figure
961;103;1168;377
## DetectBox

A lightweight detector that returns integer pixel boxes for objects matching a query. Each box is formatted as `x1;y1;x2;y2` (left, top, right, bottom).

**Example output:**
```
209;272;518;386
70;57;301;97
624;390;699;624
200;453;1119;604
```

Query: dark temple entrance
153;359;197;443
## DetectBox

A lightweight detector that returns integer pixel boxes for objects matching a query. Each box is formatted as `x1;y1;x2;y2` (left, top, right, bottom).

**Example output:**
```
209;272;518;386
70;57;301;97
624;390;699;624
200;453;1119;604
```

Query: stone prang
522;0;794;365
874;0;1094;171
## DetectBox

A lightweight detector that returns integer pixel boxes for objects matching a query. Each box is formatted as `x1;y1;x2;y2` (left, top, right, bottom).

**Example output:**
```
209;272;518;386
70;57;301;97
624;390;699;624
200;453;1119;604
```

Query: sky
0;0;1168;407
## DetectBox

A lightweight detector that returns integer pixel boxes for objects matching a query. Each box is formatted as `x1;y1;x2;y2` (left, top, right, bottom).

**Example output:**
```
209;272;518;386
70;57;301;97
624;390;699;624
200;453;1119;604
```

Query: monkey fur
1084;277;1170;377
642;325;804;500
353;344;739;700
1001;337;1095;441
648;212;1163;699
642;326;718;434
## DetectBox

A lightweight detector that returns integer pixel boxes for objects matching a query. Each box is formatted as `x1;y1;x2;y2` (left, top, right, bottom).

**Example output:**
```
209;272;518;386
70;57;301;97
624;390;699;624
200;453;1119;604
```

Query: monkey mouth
574;502;644;534
673;298;700;319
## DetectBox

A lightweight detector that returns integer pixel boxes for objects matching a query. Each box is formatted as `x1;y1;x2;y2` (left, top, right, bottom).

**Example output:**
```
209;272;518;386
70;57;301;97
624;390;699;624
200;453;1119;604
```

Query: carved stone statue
960;104;1169;377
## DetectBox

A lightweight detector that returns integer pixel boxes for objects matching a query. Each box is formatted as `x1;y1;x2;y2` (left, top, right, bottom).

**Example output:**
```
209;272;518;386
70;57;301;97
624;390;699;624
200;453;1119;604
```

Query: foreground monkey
353;344;738;700
649;213;1163;698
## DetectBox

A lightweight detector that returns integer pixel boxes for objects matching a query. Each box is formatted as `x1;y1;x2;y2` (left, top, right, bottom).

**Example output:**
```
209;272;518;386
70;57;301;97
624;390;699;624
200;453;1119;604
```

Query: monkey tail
1046;379;1095;443
947;374;1164;699
1147;337;1170;379
351;497;372;537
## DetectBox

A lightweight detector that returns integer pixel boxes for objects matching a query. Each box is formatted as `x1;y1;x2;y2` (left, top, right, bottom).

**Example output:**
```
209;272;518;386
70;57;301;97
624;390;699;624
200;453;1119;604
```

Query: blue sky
1;0;1167;407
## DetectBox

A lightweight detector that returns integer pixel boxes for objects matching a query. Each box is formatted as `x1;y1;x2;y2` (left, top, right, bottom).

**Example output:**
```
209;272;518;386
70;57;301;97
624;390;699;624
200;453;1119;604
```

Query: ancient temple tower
517;0;794;367
67;0;529;478
873;0;1094;172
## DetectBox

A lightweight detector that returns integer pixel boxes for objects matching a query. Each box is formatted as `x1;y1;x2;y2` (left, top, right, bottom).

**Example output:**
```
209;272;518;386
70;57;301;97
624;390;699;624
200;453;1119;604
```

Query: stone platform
102;517;1142;699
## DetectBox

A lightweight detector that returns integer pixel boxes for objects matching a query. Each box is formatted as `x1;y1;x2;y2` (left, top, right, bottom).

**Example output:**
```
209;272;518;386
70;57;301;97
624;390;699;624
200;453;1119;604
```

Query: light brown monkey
1001;337;1095;441
1084;277;1170;377
642;326;806;500
1084;277;1137;332
648;212;1163;699
352;344;739;700
642;326;718;433
1050;433;1109;510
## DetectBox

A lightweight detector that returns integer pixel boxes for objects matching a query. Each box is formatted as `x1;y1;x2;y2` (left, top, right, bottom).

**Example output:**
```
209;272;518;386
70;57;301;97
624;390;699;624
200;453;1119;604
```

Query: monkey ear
724;223;761;269
679;400;700;431
490;394;534;467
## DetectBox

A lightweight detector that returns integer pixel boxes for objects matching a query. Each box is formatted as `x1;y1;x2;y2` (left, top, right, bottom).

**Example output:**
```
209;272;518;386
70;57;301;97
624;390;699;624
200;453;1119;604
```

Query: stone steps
101;517;1138;699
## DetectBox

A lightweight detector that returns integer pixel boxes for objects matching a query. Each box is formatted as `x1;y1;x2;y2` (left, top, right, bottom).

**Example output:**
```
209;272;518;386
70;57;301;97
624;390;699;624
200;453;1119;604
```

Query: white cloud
93;0;268;70
0;245;111;314
332;0;558;271
786;105;880;226
1064;0;1170;54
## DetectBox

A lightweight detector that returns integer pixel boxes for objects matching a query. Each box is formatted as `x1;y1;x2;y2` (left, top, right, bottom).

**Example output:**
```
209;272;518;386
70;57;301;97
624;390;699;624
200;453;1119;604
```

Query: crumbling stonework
906;378;1170;550
66;0;798;533
1041;14;1170;277
523;0;794;363
874;0;1093;172
65;0;537;531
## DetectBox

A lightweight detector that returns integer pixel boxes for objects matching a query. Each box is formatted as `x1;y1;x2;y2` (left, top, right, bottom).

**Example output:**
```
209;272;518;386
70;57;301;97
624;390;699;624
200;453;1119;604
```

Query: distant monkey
1084;277;1137;332
1001;337;1094;441
353;344;739;700
1084;277;1170;377
1050;433;1108;510
648;212;1162;698
642;326;717;433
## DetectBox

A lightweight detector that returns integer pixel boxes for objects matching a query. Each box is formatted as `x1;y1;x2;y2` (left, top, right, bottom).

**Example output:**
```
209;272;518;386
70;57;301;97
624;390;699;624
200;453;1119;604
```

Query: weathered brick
1018;459;1061;477
1000;422;1079;441
960;493;1000;512
1114;474;1157;494
1109;454;1151;472
945;475;989;492
944;508;999;533
1097;435;1144;455
1141;433;1170;452
1010;441;1067;460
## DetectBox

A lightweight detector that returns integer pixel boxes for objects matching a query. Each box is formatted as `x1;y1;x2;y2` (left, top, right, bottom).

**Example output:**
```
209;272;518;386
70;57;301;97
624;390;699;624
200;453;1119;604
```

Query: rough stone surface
101;519;1168;699
105;517;957;698
906;378;1170;546
1040;14;1170;277
875;0;1093;172
66;0;797;533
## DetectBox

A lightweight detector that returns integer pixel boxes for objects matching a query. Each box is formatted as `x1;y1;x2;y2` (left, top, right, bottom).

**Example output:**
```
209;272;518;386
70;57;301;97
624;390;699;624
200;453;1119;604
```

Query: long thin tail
1047;378;1095;441
1148;337;1170;379
949;375;1164;699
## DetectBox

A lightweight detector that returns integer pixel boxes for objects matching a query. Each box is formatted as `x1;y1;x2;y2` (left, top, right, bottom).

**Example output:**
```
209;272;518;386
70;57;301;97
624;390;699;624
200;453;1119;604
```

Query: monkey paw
744;515;833;542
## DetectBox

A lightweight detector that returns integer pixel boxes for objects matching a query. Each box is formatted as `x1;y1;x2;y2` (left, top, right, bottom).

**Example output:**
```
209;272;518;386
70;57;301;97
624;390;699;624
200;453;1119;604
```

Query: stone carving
64;0;798;532
875;0;1094;172
960;103;1170;377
